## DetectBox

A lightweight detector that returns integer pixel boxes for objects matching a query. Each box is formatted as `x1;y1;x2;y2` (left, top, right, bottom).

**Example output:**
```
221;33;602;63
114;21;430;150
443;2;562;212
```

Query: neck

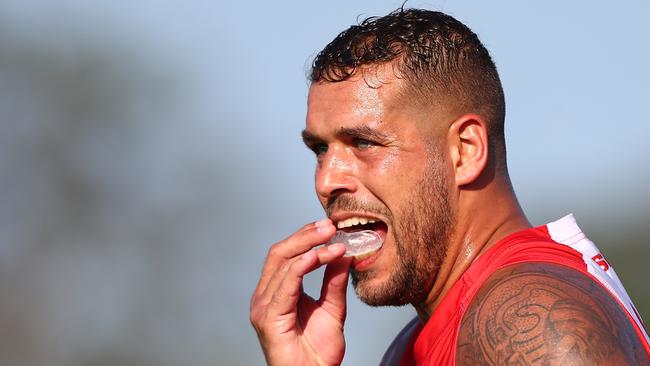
413;176;531;321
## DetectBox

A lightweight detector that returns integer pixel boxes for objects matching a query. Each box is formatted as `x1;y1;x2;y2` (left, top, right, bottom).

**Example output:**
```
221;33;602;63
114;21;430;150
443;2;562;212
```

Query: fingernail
315;218;330;227
317;225;330;234
328;243;345;252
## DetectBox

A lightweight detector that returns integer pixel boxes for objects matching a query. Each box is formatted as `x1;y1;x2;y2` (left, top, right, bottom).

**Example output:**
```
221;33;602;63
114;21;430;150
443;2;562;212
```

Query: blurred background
0;0;648;365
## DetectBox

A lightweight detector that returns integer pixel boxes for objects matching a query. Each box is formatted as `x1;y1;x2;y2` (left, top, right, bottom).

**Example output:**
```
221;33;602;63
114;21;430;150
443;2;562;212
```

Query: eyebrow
335;125;392;143
301;125;392;148
301;129;322;148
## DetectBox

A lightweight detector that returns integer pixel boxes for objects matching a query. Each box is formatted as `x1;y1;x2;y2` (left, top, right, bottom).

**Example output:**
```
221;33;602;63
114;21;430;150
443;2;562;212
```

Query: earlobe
448;114;488;186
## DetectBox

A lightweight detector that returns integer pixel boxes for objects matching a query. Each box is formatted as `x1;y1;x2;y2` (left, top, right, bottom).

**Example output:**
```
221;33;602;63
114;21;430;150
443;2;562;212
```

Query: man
250;8;650;365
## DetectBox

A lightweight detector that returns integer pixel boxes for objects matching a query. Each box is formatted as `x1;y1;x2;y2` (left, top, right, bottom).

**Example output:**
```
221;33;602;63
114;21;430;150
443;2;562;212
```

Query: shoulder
456;262;650;365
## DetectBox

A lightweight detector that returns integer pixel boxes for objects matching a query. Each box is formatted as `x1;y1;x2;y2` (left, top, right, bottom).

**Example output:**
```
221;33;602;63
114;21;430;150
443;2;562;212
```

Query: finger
257;220;334;296
256;219;335;294
319;251;353;320
272;219;335;259
257;256;295;306
267;243;346;318
260;242;345;307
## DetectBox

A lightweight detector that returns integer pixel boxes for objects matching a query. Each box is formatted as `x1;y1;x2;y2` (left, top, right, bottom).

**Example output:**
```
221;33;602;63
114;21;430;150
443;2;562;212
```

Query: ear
447;114;488;186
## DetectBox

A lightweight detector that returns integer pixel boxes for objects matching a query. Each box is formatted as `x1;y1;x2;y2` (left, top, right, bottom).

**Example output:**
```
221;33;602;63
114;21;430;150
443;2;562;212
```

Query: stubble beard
351;157;455;306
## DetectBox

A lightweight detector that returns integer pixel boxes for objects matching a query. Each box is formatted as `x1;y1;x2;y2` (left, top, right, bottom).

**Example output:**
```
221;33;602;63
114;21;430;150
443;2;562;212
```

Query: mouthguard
327;230;383;257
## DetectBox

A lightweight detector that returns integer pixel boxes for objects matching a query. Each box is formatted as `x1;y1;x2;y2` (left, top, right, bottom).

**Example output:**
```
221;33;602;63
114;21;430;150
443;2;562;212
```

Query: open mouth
329;216;388;259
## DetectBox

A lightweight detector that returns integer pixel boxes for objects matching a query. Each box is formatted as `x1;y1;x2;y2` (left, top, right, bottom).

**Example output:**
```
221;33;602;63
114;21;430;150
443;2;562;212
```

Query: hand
250;219;352;366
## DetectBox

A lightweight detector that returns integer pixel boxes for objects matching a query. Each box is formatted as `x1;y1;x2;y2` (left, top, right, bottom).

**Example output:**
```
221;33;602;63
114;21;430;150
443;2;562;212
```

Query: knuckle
249;309;258;325
249;306;259;326
288;259;304;275
250;292;260;309
266;243;280;261
249;297;259;319
267;243;279;255
267;242;283;258
249;302;267;327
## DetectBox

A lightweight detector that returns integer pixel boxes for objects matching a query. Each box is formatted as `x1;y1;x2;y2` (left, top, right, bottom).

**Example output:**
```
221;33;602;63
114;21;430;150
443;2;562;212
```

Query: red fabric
397;225;650;365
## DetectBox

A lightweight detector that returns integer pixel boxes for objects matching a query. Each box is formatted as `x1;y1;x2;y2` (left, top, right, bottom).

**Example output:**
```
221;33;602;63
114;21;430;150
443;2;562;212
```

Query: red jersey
380;214;650;365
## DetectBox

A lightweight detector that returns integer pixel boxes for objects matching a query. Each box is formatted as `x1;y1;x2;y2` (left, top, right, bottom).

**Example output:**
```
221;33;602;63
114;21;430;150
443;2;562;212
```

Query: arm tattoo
456;263;650;365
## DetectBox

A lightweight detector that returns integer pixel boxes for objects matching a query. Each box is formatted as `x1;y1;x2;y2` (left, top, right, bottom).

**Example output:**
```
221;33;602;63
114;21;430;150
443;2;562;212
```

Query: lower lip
351;246;383;271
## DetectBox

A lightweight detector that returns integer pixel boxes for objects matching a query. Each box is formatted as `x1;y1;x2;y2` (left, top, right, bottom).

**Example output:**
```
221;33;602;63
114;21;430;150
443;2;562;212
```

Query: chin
351;271;412;307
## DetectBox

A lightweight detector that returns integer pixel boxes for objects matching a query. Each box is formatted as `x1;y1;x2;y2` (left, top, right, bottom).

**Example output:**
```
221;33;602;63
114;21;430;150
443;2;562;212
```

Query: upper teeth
336;216;377;229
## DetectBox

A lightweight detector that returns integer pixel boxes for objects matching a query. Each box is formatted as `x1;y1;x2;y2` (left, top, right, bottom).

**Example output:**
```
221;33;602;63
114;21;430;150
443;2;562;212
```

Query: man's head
311;8;506;170
304;8;506;306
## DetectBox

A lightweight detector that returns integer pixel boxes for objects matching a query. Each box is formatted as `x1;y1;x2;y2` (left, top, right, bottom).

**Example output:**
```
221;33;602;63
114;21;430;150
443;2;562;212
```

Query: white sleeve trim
546;214;649;343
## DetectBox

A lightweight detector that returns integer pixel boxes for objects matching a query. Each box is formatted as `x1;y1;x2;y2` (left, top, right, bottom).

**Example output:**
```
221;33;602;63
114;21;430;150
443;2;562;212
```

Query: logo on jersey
592;253;610;272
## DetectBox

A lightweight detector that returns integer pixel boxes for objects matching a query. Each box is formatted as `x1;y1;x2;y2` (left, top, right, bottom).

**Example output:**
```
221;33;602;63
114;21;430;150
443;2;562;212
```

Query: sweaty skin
251;64;650;365
307;66;531;316
251;65;531;365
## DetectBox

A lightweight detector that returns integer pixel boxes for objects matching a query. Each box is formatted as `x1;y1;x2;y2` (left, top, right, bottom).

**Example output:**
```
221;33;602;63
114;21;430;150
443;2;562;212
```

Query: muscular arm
456;262;650;365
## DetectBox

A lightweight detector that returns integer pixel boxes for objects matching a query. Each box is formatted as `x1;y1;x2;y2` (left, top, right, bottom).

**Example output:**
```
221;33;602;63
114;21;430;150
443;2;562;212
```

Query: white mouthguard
327;230;383;257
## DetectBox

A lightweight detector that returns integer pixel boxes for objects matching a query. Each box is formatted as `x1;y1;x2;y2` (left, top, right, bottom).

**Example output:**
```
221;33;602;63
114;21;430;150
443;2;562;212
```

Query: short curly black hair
310;8;506;164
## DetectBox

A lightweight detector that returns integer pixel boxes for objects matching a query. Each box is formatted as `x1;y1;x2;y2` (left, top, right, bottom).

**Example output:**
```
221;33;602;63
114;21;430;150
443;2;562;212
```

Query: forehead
306;72;404;132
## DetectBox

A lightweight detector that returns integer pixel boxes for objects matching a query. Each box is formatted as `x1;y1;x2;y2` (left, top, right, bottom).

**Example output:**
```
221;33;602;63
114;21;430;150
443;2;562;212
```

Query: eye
356;139;375;150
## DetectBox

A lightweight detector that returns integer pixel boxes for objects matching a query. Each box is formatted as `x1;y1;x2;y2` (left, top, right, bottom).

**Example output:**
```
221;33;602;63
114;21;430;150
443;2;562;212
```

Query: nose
315;146;358;201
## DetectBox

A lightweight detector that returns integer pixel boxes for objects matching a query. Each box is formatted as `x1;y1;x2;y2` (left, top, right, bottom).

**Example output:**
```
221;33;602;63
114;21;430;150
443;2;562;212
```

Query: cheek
359;159;396;197
360;155;430;218
379;150;399;174
369;152;427;189
364;149;414;177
